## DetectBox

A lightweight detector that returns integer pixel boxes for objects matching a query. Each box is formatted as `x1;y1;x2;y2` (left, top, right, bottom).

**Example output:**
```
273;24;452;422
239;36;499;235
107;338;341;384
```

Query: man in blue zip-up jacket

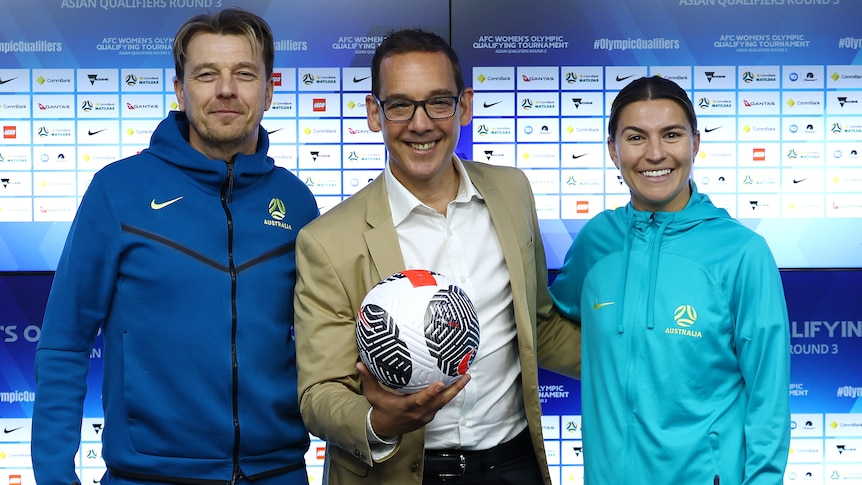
31;8;318;484
550;76;790;484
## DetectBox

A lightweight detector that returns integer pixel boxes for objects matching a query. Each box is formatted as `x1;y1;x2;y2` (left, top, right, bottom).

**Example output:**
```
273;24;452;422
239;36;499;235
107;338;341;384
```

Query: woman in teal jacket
550;76;790;485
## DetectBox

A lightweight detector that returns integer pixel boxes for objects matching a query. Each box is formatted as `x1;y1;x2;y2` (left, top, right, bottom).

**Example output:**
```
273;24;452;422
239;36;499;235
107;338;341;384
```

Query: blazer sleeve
293;226;377;466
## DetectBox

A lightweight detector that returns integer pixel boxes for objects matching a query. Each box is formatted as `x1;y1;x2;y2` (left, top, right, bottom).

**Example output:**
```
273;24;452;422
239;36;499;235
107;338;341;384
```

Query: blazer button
410;461;420;472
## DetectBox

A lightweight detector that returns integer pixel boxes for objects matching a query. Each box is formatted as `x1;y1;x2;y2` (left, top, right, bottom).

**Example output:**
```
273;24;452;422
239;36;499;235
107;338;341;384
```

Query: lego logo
272;73;282;86
316;446;326;460
313;99;326;111
9;475;22;485
3;126;16;139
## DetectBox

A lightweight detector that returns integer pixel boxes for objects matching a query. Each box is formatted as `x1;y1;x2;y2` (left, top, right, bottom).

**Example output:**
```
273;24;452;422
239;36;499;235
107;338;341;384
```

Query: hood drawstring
646;216;671;330
616;218;637;334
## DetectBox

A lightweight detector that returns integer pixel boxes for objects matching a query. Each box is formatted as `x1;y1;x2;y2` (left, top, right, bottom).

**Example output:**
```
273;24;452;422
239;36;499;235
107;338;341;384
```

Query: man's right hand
357;362;470;439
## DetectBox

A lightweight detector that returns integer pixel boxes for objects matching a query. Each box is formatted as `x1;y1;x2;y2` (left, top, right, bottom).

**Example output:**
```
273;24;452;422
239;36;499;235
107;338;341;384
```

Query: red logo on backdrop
3;126;16;139
576;200;589;213
313;98;326;112
753;148;766;161
272;72;282;86
9;475;22;485
316;446;326;460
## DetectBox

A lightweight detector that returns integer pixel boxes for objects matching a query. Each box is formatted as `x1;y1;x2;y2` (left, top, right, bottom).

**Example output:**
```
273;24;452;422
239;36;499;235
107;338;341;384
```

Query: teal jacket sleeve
732;236;791;485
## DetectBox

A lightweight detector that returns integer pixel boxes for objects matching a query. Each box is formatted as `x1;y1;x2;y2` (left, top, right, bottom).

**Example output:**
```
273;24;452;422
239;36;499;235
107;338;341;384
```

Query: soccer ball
356;269;480;394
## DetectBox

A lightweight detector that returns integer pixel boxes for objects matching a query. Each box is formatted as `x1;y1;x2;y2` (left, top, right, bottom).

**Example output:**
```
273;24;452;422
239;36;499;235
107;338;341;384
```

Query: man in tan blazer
294;28;580;485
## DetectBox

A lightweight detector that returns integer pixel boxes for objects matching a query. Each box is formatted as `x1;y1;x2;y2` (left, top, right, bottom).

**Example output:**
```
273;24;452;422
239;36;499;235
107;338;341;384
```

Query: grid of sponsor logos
2;64;862;224
1;413;861;482
2;65;862;483
0;66;383;221
470;64;862;222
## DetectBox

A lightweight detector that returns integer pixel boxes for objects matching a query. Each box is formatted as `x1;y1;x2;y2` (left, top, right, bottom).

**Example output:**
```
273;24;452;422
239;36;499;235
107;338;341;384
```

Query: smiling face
608;98;700;213
366;51;473;197
174;32;273;161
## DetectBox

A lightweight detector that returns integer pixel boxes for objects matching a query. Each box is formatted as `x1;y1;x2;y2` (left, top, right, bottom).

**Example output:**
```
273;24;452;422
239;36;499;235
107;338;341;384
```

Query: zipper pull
226;161;235;204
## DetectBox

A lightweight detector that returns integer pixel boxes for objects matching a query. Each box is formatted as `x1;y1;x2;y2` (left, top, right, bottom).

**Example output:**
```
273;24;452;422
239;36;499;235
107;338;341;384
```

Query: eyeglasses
374;94;461;122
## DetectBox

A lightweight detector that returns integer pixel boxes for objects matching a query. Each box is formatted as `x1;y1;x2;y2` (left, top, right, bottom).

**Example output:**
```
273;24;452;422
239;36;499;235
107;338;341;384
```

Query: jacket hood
141;111;274;193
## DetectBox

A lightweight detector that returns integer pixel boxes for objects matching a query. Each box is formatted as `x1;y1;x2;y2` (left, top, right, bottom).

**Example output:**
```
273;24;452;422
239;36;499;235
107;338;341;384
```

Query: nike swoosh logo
4;426;22;433
88;129;106;136
593;300;615;310
150;196;183;210
572;153;588;159
0;77;17;85
483;101;502;108
704;126;720;133
793;178;808;184
267;128;283;135
615;74;634;82
353;75;370;83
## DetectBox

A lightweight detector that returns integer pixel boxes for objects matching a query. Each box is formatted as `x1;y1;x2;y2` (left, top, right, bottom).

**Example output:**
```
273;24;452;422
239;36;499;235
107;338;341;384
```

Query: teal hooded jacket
550;183;790;485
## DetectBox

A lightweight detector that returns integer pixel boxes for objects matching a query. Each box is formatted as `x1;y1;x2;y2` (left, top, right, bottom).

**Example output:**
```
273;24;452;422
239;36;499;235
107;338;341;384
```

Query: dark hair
607;76;697;141
173;7;274;82
370;28;464;97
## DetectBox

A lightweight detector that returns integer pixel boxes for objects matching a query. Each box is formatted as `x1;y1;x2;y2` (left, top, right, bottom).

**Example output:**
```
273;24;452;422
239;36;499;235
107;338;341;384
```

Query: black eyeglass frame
373;93;463;122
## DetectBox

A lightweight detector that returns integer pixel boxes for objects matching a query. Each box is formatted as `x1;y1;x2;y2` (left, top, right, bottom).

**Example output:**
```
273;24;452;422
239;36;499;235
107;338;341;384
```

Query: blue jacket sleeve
732;236;791;485
31;175;122;484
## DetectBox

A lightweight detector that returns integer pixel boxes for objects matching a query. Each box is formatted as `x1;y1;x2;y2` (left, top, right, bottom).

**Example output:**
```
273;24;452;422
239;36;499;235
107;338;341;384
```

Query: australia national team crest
665;304;702;338
264;197;292;230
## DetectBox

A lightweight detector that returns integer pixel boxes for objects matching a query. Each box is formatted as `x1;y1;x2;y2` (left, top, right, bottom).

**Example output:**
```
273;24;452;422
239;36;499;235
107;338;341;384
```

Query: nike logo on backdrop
4;427;22;433
88;129;106;136
483;101;502;108
615;75;634;82
150;196;183;210
353;75;370;83
704;126;721;133
593;300;615;310
0;77;17;84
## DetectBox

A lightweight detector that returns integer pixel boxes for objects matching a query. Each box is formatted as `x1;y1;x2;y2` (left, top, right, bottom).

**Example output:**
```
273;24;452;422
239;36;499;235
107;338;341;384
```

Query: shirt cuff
366;407;399;462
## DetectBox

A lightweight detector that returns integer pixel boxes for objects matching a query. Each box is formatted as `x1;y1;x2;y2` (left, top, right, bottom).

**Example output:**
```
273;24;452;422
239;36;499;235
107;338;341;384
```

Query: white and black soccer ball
356;269;480;394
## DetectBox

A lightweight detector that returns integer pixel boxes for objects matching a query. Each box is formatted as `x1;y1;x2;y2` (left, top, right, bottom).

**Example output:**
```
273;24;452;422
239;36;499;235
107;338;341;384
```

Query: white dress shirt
382;156;527;451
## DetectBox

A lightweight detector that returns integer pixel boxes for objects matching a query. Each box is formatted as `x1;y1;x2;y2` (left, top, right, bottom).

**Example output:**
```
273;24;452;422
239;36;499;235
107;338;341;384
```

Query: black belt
423;428;533;479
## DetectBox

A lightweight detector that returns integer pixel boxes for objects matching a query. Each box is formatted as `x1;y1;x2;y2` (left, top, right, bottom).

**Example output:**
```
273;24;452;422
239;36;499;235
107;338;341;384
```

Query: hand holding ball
356;270;480;394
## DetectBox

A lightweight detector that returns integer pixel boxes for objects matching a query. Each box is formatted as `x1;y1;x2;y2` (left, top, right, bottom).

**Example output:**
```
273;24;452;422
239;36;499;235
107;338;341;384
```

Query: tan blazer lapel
363;176;406;280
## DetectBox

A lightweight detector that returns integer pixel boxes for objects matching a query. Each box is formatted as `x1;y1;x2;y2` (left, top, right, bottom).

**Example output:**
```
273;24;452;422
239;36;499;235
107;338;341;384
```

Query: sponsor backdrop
1;0;860;483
